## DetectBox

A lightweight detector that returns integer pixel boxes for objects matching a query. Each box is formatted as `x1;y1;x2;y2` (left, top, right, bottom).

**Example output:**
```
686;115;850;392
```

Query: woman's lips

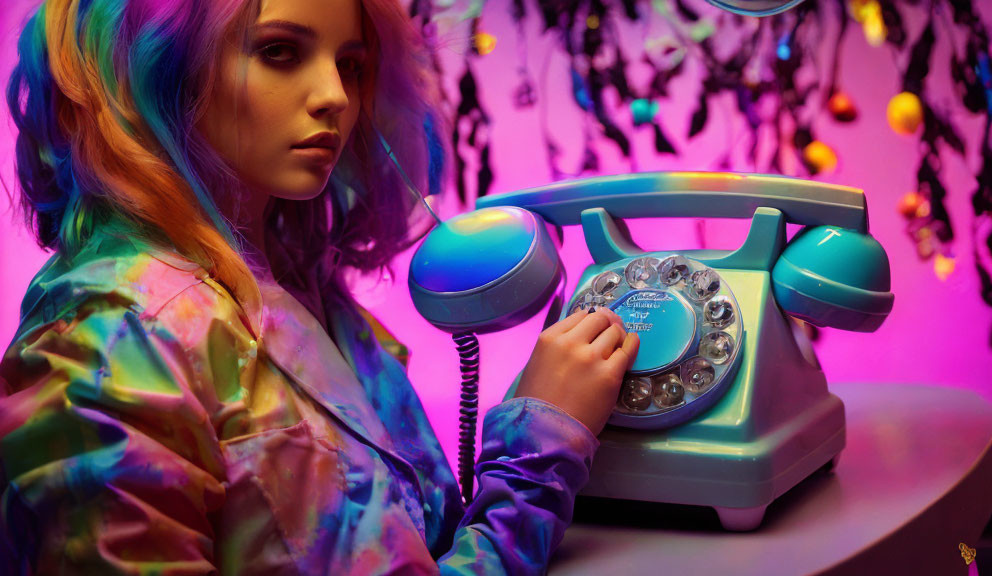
291;132;340;167
292;132;341;149
291;146;337;166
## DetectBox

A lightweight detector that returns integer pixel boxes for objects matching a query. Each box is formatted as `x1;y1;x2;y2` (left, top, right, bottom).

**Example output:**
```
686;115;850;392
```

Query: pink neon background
2;2;991;479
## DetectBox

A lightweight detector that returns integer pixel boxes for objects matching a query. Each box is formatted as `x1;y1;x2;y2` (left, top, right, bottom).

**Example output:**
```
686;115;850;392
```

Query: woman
0;0;639;573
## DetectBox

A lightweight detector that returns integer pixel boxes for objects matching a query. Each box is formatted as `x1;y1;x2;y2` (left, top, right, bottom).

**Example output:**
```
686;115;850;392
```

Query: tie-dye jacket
0;227;598;575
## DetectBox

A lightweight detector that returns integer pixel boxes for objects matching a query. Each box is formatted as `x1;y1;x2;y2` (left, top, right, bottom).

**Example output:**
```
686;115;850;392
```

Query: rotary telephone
407;171;893;530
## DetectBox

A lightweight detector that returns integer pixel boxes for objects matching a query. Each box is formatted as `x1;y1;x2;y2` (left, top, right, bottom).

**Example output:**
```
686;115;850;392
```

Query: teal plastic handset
476;171;869;231
408;171;893;431
410;171;892;333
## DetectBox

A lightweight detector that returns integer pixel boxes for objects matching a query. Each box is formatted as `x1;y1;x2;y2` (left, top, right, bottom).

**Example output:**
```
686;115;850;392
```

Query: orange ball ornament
887;92;923;135
802;140;838;174
474;32;497;56
897;191;924;218
827;91;858;122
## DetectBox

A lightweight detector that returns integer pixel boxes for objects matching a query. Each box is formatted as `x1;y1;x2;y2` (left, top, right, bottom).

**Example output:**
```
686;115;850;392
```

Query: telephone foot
714;505;767;531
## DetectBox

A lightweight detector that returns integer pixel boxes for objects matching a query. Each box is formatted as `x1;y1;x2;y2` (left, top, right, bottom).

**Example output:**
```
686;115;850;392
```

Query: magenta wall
1;3;51;351
2;1;991;473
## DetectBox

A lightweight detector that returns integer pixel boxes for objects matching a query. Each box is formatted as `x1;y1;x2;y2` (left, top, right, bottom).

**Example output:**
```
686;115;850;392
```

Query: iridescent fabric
0;226;598;575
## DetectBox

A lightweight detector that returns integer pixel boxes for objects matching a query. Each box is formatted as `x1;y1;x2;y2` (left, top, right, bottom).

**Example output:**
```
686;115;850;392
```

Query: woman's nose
306;62;349;119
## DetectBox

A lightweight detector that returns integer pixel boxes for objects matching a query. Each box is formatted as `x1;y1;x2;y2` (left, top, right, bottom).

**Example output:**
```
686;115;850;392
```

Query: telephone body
408;171;893;530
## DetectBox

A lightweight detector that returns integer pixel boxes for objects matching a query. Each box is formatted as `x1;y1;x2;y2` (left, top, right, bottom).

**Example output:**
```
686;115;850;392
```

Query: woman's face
198;0;367;205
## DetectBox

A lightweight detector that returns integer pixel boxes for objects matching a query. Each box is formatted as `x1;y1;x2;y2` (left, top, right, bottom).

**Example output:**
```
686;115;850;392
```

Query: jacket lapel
255;282;394;449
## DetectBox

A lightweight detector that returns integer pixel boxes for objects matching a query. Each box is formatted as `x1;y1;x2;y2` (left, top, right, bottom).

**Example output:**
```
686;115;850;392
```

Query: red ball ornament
827;91;858;122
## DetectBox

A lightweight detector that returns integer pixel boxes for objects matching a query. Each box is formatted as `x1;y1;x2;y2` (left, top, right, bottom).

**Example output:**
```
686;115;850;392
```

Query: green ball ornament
630;99;660;127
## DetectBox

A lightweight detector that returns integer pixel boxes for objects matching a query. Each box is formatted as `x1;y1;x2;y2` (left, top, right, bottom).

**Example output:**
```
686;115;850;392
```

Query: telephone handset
409;171;892;526
411;172;891;333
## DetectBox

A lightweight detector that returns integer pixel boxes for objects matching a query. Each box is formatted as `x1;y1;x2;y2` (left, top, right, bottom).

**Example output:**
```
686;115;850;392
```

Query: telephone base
578;269;846;531
580;397;844;531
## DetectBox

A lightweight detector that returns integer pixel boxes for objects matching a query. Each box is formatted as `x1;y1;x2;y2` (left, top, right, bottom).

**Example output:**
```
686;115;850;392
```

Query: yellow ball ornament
887;92;923;136
934;253;956;282
802;140;838;174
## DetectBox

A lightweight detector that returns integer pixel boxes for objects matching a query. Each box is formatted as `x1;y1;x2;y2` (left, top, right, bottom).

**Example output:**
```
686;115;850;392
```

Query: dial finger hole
699;331;734;364
570;290;606;315
592;270;623;295
704;295;735;328
624;257;661;289
682;357;716;393
658;256;690;286
620;377;654;411
652;372;685;408
687;269;721;301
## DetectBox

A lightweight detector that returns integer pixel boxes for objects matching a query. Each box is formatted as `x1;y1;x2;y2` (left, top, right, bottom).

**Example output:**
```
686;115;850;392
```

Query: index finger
542;305;591;337
569;308;625;344
545;304;622;337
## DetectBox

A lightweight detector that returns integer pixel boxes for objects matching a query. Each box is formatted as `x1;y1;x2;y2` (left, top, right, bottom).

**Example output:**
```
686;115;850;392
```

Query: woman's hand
514;308;640;436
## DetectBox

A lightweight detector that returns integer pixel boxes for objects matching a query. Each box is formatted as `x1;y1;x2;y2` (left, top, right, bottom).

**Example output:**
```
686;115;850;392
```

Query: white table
551;383;992;575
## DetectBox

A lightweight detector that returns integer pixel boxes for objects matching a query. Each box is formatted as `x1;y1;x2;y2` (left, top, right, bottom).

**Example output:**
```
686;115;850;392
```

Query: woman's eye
338;57;364;78
258;43;299;65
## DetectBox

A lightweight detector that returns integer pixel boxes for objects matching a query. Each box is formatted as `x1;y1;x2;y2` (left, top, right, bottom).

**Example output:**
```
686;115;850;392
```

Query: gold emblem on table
959;542;976;565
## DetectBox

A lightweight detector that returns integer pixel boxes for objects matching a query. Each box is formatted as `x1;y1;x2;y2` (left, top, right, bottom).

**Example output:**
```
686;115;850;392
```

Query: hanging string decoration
415;0;992;345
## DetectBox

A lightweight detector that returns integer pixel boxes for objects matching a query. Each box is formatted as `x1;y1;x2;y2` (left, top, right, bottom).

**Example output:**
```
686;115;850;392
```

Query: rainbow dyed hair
7;0;448;315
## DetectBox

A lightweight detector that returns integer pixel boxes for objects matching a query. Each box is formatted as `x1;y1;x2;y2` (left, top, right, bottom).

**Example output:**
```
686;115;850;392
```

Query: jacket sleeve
318;304;600;575
437;397;599;576
0;294;228;575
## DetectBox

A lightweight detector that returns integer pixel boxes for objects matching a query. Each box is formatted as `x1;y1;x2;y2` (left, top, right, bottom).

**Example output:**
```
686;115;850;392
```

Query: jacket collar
125;227;394;450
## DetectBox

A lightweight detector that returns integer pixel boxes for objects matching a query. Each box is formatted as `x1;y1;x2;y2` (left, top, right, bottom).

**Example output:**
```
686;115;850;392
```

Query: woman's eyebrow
252;20;366;51
253;20;316;38
340;40;367;52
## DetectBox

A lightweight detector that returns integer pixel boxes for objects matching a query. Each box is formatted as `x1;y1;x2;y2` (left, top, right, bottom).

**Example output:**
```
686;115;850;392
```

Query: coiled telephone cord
452;331;480;504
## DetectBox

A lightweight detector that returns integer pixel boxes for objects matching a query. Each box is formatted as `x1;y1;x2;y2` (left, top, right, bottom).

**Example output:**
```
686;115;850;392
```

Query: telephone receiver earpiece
371;116;569;333
772;225;893;332
408;206;563;333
